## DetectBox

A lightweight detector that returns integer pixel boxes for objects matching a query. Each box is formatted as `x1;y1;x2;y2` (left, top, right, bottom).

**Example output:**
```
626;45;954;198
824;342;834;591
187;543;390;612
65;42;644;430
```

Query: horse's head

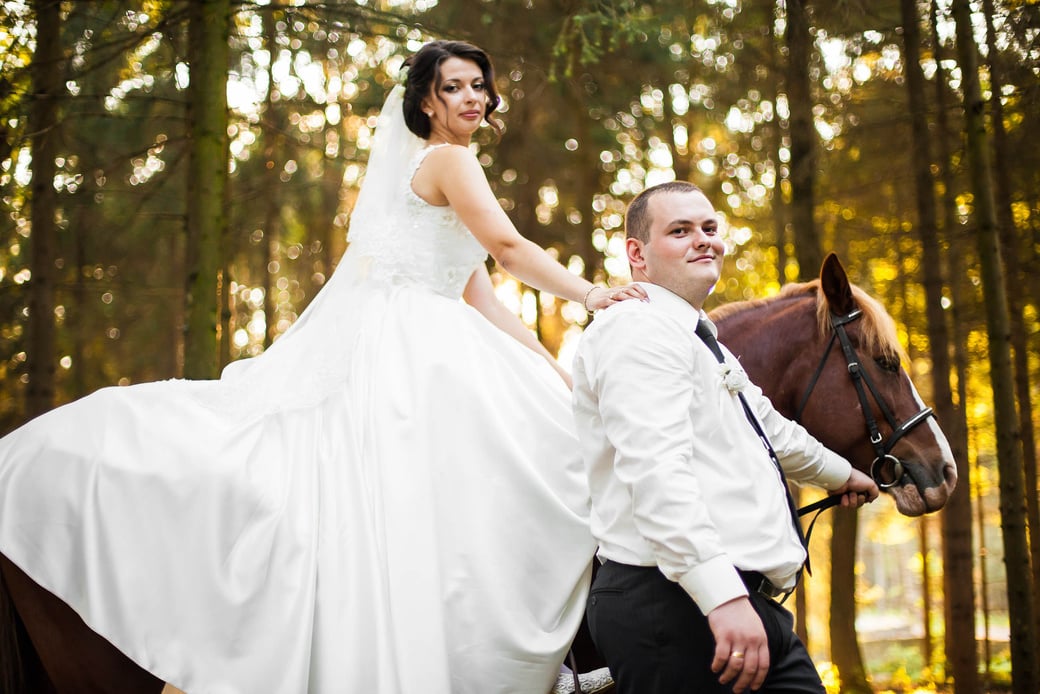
802;254;957;515
711;254;957;516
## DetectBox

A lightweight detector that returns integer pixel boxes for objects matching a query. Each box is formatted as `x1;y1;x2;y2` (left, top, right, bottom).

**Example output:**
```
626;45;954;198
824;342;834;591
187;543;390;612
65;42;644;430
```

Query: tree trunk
767;5;790;288
784;0;863;682
829;509;870;693
184;0;230;379
901;0;981;686
896;237;937;671
792;488;809;648
952;1;1039;690
784;0;822;281
919;517;933;668
928;1;980;687
319;151;343;278
69;207;88;398
982;0;1040;634
219;263;231;370
260;6;280;350
26;0;64;418
975;449;994;688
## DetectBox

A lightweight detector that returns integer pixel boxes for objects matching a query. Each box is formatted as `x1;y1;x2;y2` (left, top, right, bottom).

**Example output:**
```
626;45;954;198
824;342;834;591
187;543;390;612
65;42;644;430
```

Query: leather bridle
794;309;935;490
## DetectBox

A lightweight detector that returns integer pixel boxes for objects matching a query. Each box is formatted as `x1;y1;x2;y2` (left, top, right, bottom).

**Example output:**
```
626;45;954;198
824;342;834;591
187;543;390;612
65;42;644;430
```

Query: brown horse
0;254;955;693
710;253;956;516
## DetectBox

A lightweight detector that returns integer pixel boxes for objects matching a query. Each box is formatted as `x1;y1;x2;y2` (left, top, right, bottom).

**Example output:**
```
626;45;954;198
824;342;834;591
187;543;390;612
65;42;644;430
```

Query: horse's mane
710;280;907;361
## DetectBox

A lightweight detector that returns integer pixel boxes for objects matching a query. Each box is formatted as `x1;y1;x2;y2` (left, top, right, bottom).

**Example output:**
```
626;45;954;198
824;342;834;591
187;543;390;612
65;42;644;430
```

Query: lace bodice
345;145;488;299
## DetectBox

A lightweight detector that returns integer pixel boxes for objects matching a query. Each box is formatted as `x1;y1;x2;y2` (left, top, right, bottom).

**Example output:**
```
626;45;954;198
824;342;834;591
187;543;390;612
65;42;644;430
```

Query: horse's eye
874;356;900;373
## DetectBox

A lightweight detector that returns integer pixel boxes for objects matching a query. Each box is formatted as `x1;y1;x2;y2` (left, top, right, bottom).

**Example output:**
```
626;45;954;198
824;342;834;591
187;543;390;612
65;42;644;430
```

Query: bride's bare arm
462;265;573;389
411;145;646;310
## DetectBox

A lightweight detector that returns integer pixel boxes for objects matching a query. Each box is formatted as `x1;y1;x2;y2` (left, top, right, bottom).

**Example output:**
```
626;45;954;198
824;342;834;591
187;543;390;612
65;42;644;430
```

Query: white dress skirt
0;146;595;693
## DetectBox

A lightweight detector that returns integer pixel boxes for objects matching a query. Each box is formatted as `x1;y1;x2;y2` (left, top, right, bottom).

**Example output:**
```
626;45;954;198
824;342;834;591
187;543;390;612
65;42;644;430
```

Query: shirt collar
633;282;714;336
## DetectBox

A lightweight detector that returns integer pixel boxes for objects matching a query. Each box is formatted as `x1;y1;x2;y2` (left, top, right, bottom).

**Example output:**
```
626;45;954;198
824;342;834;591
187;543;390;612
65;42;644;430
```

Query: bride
0;40;644;693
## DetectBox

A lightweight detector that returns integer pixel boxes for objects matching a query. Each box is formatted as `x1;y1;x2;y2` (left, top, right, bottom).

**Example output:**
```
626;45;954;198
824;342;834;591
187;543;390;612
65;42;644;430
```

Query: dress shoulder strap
408;143;453;180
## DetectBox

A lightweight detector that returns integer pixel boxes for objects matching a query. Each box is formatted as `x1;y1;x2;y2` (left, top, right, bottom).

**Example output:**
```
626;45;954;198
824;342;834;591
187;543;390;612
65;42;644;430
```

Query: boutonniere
718;362;749;394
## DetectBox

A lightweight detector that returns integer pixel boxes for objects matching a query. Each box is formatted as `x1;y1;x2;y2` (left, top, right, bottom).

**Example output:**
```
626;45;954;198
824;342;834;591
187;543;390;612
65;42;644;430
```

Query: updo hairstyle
401;40;502;139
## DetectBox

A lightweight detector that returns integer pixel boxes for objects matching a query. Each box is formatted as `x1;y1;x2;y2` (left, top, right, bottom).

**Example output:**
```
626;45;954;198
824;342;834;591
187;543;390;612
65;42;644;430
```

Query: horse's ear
820;253;856;315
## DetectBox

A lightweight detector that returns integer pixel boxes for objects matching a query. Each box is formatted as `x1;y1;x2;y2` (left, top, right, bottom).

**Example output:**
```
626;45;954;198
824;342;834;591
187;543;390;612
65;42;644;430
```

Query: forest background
1;0;1038;692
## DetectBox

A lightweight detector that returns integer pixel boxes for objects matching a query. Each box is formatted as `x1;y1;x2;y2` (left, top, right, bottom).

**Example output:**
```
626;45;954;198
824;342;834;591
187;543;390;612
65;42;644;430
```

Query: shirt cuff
813;450;854;490
675;555;748;615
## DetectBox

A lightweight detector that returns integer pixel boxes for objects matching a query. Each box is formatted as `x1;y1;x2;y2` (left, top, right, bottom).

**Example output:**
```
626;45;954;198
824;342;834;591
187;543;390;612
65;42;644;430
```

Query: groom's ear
626;237;647;274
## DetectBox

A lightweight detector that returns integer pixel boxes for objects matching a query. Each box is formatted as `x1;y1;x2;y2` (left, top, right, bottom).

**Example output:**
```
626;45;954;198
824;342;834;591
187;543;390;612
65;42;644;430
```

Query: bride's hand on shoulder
583;284;649;312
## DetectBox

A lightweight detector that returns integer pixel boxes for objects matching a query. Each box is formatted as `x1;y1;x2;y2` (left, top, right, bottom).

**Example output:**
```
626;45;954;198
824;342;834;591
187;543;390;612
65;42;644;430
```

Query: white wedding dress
0;143;595;693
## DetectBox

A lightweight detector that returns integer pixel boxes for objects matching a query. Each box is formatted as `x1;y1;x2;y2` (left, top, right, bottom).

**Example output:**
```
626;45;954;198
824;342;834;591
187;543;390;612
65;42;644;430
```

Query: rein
795;492;843;559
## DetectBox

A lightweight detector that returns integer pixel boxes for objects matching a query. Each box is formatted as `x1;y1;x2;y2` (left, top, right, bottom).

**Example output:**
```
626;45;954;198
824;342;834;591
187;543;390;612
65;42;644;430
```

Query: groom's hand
831;468;879;508
707;596;769;692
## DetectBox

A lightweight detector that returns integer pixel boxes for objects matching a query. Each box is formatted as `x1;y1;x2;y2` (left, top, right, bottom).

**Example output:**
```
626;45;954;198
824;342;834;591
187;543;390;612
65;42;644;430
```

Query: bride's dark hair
402;40;502;139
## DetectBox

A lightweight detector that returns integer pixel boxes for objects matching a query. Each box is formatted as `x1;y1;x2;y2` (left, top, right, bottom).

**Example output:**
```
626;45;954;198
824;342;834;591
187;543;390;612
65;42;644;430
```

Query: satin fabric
0;147;594;693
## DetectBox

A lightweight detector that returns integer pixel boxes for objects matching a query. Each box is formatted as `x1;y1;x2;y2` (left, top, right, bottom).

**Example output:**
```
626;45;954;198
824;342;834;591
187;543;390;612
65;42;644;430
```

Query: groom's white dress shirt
572;282;852;615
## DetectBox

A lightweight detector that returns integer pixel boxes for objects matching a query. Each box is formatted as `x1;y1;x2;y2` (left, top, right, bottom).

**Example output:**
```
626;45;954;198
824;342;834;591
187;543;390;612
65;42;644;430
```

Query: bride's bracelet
582;286;600;313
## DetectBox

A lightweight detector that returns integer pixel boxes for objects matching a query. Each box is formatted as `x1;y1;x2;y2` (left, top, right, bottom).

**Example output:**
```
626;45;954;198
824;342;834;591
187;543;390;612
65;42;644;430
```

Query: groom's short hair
625;181;703;243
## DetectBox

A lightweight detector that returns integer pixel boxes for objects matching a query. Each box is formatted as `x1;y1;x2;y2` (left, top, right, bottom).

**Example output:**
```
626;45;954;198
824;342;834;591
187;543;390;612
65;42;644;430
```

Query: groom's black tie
694;319;807;554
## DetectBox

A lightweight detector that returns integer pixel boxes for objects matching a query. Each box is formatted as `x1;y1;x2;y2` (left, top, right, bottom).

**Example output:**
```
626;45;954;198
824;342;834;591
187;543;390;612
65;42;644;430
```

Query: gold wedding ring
730;651;745;659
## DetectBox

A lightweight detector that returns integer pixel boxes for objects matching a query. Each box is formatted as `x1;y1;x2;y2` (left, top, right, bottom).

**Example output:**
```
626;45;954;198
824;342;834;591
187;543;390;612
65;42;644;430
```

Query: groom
571;181;878;693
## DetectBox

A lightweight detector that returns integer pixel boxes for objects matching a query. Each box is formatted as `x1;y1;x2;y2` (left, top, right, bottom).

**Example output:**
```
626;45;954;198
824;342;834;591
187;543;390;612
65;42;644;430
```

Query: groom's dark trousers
586;560;825;694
